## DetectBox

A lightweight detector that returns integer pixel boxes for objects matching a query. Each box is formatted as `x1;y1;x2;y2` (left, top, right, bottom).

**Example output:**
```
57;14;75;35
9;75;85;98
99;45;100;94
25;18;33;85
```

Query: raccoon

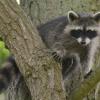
0;11;100;92
38;11;100;78
0;56;19;92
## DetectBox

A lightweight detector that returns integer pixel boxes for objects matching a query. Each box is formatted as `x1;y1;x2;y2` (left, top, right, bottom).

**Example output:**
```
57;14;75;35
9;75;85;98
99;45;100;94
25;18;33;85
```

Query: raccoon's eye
87;30;97;39
70;30;82;38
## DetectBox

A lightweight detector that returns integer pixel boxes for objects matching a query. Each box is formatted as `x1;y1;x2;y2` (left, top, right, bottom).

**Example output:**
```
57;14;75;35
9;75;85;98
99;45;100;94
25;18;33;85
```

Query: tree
0;0;100;100
0;0;65;100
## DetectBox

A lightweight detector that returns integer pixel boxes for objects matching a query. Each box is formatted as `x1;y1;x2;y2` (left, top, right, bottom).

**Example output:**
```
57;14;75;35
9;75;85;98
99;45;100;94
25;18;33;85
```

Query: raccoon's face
65;11;100;46
70;27;97;45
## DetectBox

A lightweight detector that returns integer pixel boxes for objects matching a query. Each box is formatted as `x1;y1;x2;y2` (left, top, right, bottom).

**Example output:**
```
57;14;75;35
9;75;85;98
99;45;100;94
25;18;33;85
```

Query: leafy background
0;41;10;100
0;41;10;66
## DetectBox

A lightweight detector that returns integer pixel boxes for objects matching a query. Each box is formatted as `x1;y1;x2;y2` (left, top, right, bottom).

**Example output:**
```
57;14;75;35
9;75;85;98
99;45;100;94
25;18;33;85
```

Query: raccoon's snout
77;37;91;46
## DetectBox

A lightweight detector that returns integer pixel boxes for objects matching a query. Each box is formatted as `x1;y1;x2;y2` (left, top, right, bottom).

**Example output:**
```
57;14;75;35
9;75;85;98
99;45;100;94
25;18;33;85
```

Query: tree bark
0;0;66;100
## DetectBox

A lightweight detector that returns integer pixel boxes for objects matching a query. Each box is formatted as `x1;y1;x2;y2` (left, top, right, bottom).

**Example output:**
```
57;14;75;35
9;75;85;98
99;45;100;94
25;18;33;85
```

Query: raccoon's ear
67;11;79;22
93;12;100;22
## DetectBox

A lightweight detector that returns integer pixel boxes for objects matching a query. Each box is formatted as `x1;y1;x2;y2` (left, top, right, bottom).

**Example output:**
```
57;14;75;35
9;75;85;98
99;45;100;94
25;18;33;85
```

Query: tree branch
68;52;100;100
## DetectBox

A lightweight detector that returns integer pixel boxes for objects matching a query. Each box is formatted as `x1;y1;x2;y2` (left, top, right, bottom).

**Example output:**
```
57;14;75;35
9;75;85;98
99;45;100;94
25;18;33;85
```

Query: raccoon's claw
52;52;62;62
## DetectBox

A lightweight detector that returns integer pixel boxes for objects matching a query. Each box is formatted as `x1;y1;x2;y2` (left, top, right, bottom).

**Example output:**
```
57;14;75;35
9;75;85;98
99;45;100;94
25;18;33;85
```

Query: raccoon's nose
81;41;86;45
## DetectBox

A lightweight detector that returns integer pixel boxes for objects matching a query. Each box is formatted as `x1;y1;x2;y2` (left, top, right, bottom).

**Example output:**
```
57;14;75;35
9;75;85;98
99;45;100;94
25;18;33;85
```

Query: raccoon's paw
52;49;68;62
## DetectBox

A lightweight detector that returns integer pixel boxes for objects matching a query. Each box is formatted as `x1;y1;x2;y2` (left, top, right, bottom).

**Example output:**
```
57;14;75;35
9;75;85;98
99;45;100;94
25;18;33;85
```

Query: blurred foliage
0;41;10;66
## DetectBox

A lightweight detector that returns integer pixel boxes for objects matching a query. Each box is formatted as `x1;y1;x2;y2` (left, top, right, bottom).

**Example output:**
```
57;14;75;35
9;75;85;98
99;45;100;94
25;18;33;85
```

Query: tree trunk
0;0;65;100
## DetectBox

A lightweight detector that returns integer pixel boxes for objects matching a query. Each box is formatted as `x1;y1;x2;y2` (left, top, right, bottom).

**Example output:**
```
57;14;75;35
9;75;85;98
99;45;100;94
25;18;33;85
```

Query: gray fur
38;11;100;78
